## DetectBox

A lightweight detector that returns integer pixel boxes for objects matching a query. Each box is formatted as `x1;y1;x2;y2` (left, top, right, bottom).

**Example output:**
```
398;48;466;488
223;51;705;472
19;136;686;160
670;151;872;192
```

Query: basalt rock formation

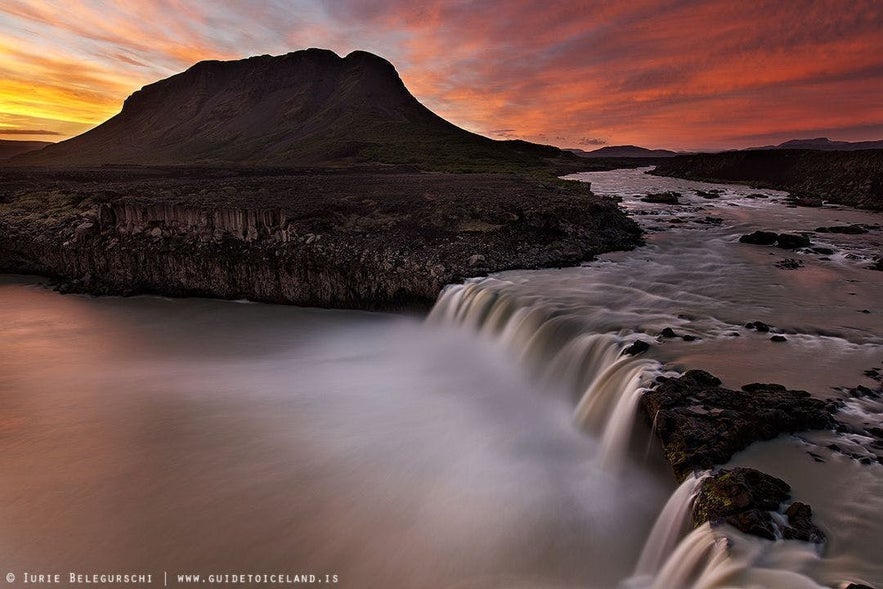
692;468;825;543
638;370;836;542
640;370;836;481
652;149;883;210
10;49;581;174
0;168;642;310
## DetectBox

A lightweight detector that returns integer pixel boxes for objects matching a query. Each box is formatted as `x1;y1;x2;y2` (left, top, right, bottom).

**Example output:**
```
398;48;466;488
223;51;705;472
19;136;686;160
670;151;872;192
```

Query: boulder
739;231;778;245
776;233;812;249
623;340;651;356
640;370;835;480
692;468;824;543
643;191;681;204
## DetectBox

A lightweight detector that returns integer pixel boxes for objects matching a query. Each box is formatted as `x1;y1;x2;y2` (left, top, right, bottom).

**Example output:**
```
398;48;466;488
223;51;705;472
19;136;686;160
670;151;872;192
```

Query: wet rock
622;340;651;356
640;370;835;480
739;231;778;245
811;246;835;255
869;258;883;272
783;501;826;543
776;233;812;249
790;195;824;208
695;189;721;199
745;321;772;332
660;327;678;338
770;335;788;342
775;259;803;270
467;254;486;267
815;224;868;234
682;334;697;342
843;584;875;589
643;191;681;204
692;468;790;540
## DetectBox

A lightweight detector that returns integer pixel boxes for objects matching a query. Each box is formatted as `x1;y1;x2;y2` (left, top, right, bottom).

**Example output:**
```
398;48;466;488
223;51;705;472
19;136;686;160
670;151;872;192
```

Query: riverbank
651;149;883;210
0;167;641;310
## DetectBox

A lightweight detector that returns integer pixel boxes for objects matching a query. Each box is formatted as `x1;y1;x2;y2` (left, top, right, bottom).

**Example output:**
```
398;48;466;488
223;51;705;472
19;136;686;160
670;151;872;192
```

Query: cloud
0;128;63;135
579;137;607;146
0;0;880;149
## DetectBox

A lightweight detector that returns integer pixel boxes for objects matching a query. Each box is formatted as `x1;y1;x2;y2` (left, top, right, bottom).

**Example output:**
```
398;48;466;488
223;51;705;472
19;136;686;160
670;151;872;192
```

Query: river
0;167;880;588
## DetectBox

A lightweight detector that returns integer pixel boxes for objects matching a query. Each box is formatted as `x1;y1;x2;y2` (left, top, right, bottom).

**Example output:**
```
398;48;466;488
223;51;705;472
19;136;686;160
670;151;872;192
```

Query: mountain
0;139;52;160
12;49;577;172
749;137;883;151
568;145;679;158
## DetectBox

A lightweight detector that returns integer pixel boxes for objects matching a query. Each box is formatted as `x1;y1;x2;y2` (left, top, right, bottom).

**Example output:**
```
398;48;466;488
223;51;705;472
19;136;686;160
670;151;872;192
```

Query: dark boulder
815;224;868;234
623;339;651;356
640;371;835;480
783;501;826;544
692;470;826;543
739;231;778;245
643;191;681;204
745;321;772;332
776;233;812;249
692;468;790;540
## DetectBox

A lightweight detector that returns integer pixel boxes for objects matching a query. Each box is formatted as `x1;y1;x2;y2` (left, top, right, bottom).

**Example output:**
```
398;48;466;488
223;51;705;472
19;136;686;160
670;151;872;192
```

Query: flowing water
1;167;881;588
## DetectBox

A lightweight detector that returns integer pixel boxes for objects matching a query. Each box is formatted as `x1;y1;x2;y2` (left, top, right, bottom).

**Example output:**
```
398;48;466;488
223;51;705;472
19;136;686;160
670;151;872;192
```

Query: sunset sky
1;0;881;151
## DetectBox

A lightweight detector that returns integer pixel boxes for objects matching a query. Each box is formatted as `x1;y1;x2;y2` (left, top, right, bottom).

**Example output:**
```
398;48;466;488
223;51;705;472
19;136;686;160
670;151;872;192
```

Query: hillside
568;145;678;158
652;149;883;210
12;49;581;173
752;137;883;151
0;139;52;160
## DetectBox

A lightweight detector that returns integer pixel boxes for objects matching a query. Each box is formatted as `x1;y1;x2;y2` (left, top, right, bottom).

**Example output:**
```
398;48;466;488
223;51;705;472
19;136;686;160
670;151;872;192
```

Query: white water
634;471;710;578
429;167;883;587
429;281;663;470
0;275;671;589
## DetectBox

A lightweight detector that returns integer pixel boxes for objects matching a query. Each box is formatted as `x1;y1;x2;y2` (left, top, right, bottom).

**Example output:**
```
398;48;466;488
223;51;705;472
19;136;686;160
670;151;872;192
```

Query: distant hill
0;139;52;160
749;137;883;151
567;145;679;158
12;49;581;173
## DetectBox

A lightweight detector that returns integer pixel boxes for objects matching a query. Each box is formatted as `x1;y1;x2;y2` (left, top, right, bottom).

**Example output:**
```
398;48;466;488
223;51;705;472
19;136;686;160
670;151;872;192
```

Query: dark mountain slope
0;140;52;160
14;49;579;172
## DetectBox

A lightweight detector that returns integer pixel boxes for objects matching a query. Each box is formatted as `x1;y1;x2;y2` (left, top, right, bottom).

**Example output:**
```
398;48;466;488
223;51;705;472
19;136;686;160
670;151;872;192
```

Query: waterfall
634;471;710;578
651;524;732;589
428;278;661;468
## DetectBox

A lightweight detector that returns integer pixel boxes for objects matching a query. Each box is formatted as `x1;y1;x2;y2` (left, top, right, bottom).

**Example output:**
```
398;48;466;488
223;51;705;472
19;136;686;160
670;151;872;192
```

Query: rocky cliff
652;149;883;210
0;168;642;310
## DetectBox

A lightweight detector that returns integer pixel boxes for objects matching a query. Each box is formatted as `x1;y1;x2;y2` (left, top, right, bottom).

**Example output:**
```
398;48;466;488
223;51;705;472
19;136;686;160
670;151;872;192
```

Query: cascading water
429;277;662;469
633;471;710;578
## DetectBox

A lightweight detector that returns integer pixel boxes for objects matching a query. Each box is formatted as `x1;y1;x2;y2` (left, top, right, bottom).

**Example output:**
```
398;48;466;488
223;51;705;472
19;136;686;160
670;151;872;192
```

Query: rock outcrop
638;370;834;543
640;370;835;481
692;468;825;543
0;168;642;310
652;149;883;210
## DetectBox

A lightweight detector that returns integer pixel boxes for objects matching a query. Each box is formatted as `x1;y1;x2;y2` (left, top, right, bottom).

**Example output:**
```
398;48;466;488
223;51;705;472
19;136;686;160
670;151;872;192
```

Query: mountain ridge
567;145;679;158
12;48;579;172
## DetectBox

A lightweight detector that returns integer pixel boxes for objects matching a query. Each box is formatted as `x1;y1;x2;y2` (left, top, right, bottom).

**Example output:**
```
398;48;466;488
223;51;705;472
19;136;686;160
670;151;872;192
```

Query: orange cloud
0;0;880;150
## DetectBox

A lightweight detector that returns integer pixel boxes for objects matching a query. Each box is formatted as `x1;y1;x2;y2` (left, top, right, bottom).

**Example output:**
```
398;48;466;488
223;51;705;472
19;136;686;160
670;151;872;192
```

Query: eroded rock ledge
639;370;835;546
0;168;642;310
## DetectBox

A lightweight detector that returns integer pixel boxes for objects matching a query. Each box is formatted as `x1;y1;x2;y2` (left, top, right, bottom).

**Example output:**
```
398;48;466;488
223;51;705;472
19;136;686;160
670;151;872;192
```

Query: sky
0;0;881;152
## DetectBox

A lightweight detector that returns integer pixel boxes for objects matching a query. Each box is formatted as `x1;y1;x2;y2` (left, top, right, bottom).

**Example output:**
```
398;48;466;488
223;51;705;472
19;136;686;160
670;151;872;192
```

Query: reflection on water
0;276;669;588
